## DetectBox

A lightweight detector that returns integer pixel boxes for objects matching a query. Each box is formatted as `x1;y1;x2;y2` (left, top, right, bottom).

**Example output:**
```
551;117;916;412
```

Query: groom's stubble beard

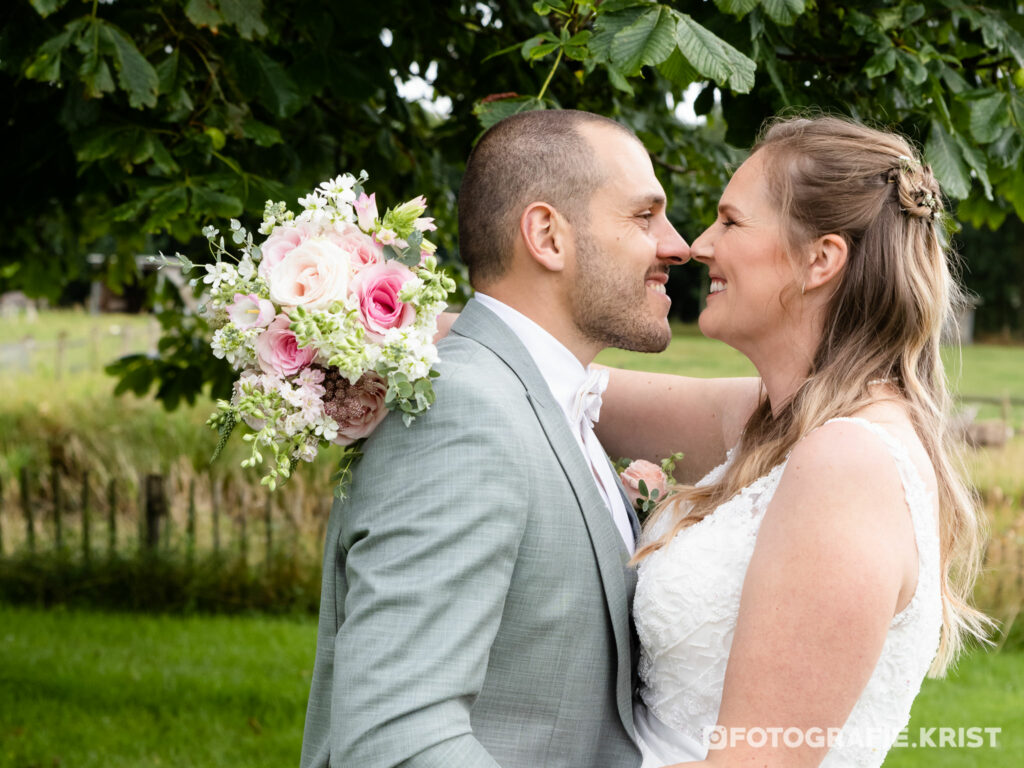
570;230;672;354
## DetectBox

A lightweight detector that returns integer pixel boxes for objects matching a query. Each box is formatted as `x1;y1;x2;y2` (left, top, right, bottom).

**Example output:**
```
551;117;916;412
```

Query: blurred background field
1;309;1022;767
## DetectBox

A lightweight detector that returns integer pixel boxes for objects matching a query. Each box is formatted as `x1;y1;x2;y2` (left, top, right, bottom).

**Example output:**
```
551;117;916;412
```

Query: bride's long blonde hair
635;116;990;675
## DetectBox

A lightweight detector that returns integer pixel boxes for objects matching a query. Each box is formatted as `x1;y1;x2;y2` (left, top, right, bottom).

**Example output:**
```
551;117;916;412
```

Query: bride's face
689;153;805;356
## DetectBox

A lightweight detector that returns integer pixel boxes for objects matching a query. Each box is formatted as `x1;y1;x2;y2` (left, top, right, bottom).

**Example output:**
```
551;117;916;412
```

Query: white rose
268;238;350;310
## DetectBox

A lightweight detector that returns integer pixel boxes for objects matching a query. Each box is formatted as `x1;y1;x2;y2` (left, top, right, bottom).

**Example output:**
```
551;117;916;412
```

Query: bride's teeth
709;279;726;294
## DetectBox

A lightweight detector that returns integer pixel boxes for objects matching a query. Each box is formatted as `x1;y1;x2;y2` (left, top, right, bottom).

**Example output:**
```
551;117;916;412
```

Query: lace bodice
634;418;943;767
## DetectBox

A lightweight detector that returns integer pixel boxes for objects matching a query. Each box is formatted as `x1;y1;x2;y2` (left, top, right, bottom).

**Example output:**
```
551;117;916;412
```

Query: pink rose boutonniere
618;452;685;516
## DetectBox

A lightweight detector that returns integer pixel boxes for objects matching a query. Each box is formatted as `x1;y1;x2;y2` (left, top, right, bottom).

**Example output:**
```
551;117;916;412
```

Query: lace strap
820;417;938;562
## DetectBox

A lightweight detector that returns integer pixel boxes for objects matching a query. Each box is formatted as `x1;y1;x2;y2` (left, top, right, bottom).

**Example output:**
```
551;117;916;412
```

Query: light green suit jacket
300;298;642;768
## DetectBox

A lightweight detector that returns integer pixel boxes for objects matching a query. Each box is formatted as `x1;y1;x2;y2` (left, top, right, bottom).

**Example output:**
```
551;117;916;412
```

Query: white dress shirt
474;293;635;553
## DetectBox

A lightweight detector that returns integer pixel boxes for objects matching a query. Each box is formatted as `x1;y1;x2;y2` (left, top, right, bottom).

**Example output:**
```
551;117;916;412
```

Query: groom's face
567;125;690;353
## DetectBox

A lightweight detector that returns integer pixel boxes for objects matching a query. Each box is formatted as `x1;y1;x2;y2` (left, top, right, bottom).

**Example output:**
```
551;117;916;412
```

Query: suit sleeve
328;364;532;767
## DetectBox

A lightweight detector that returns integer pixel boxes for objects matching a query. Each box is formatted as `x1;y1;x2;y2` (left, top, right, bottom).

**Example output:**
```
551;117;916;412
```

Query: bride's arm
595;369;761;483
664;421;917;768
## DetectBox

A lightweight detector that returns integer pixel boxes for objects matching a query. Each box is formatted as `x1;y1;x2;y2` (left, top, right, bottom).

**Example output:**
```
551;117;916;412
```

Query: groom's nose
655;216;690;265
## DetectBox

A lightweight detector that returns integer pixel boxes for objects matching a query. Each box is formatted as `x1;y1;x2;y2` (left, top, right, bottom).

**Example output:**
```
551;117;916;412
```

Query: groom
300;109;690;767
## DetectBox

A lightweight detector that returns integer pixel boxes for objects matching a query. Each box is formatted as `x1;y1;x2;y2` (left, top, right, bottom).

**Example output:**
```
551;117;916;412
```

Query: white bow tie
571;367;609;431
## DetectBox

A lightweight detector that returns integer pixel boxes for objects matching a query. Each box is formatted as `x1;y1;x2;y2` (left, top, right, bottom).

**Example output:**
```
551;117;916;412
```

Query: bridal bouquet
164;171;455;495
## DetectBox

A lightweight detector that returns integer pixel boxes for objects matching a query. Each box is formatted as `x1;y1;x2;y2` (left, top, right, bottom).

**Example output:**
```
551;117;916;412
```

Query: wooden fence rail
0;464;301;570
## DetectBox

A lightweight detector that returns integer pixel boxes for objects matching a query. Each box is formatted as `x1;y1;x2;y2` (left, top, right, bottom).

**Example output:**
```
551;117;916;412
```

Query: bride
597;116;991;767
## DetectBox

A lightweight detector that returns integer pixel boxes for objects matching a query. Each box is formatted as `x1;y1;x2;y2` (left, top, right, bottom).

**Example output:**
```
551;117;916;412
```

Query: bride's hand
433;311;459;343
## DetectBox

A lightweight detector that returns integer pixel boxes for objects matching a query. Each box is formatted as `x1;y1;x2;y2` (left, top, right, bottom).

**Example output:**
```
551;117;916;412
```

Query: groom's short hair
458;109;637;288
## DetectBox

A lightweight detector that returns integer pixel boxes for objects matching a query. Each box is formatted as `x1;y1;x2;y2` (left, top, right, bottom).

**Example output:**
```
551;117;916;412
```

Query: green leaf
1012;94;1024;132
674;13;756;93
938;63;969;95
863;46;896;78
530;42;561;60
609;6;677;76
184;0;224;29
23;28;73;82
219;0;269;40
100;23;160;109
713;0;758;19
590;6;649;64
903;4;927;26
149;138;180;175
80;52;116;99
76;128;124;162
760;0;805;26
144;187;189;232
155;49;180;95
969;93;1009;144
955;133;993;201
191;187;244;219
606;65;635;95
29;0;69;16
521;32;558;61
896;50;928;86
242;118;283;147
473;96;542;130
130;131;157;165
657;47;699;88
251;49;302;118
925;122;970;199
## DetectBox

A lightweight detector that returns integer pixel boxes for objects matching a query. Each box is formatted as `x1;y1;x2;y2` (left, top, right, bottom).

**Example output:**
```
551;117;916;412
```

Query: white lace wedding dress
633;418;943;767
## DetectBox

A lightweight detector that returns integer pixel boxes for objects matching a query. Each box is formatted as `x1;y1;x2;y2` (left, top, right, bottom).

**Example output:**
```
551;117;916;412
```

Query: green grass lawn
598;323;1024;427
0;605;316;768
0;605;1020;767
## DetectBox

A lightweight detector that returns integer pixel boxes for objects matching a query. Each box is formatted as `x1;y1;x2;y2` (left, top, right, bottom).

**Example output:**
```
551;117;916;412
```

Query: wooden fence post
212;475;222;555
107;478;117;556
20;467;34;554
51;459;63;553
264;492;273;568
238;486;248;564
143;474;166;551
186;478;196;565
81;470;91;564
55;331;67;381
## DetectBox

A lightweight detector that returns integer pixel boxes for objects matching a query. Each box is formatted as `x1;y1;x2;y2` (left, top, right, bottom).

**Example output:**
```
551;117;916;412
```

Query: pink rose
268;238;350;310
350;261;416;340
619;459;668;510
323;372;389;445
329;224;384;275
227;293;275;330
258;226;305;279
254;314;316;376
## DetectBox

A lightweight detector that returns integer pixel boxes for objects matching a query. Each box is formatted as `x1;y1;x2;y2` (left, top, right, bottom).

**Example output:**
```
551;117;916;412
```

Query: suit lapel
451;299;637;735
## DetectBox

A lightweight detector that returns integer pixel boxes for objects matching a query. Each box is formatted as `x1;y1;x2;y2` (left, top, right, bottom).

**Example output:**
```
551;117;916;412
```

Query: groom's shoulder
432;333;526;405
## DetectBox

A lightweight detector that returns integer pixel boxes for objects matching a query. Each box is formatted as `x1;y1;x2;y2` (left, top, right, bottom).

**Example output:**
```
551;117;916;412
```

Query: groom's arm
329;358;531;767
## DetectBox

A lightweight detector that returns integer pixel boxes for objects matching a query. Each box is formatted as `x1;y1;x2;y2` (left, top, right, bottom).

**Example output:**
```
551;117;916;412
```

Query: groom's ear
804;232;848;292
519;202;572;273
